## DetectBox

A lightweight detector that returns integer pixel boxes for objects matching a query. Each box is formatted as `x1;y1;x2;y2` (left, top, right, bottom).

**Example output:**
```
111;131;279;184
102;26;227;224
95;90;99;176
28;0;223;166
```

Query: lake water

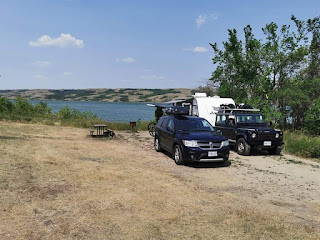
29;100;155;122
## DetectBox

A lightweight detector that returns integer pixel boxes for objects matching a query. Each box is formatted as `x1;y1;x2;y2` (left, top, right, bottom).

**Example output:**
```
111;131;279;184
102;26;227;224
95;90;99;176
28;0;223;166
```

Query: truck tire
268;147;282;155
236;138;251;156
173;145;185;165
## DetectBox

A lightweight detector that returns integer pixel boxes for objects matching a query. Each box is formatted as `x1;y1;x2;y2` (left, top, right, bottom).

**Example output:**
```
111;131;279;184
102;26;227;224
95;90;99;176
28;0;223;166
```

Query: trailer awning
146;98;192;108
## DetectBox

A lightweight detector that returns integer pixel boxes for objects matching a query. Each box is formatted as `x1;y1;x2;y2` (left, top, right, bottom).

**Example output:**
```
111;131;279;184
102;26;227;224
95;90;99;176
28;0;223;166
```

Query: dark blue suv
154;110;230;165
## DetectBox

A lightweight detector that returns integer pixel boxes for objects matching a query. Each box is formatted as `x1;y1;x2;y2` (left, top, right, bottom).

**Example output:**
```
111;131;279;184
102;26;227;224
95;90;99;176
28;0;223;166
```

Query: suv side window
161;118;169;128
216;115;227;126
158;118;164;126
167;119;174;131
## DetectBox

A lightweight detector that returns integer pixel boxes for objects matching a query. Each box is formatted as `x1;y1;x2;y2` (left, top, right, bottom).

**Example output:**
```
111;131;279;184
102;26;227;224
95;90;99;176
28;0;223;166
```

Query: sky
0;0;319;90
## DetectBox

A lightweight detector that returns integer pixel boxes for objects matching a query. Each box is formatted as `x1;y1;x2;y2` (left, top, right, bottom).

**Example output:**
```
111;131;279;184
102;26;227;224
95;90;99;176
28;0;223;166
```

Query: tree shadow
0;136;25;140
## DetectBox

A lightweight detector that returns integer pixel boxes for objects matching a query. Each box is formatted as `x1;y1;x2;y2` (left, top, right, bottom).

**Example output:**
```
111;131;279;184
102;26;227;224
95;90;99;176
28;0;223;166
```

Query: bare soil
0;121;319;239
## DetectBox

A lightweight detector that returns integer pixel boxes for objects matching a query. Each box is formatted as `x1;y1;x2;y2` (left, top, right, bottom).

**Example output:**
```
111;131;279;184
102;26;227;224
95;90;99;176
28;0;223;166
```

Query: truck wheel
154;137;162;152
236;138;251;156
268;147;282;155
173;145;184;165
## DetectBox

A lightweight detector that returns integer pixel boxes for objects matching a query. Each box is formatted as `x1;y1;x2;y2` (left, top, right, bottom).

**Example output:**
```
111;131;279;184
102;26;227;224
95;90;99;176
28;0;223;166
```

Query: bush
304;98;320;135
0;96;151;131
284;131;320;159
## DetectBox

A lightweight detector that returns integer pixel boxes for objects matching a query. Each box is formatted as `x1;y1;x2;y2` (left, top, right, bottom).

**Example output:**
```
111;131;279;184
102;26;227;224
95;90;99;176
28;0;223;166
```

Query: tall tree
209;15;320;130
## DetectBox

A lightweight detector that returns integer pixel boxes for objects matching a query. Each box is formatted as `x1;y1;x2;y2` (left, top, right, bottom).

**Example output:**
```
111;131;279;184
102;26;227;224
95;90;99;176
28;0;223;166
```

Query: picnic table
94;124;108;136
90;124;115;137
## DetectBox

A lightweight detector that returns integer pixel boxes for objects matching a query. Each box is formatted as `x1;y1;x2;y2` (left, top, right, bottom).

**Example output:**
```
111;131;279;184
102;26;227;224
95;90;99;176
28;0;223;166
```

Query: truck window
216;115;226;125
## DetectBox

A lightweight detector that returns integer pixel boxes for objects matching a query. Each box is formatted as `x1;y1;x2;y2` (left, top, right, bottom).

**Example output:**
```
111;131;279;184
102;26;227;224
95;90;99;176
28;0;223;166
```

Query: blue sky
0;0;319;90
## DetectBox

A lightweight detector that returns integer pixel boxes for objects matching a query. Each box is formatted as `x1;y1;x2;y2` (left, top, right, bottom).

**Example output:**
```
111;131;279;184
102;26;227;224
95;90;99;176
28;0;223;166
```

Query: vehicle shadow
185;161;231;169
231;145;283;157
161;150;231;168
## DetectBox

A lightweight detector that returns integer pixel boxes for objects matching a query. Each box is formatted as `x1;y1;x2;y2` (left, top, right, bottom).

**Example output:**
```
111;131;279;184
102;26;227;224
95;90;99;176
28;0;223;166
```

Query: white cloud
140;74;165;81
196;12;219;29
33;61;51;67
183;46;208;53
116;57;136;63
193;46;208;53
196;14;207;29
63;72;73;76
33;74;47;80
29;33;84;48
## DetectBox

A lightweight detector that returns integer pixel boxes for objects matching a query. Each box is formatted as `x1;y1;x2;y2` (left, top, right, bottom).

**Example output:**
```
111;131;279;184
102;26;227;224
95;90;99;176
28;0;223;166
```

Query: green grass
284;130;320;159
0;96;152;131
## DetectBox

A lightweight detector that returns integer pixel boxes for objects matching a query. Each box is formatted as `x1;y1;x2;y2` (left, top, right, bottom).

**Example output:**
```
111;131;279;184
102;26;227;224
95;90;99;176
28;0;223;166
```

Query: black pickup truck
215;109;284;155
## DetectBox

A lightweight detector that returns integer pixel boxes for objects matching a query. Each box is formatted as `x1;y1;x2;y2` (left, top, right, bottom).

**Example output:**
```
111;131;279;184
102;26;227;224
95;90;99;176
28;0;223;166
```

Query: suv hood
177;131;226;142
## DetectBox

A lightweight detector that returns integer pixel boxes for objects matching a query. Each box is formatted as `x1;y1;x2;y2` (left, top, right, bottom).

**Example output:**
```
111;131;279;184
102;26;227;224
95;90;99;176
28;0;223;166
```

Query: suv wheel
154;137;162;152
173;145;184;165
268;147;282;155
236;138;251;156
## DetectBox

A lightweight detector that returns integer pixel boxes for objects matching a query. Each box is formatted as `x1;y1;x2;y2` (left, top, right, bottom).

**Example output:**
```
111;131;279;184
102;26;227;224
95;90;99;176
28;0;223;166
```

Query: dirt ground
0;121;319;239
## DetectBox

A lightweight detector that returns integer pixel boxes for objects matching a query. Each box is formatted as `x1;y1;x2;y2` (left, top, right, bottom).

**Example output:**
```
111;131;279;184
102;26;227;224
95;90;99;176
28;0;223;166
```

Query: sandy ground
0;121;319;239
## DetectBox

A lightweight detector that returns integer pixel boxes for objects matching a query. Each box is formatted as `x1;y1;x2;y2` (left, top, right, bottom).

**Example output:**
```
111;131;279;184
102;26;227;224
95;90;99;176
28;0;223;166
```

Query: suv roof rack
218;105;260;115
165;106;189;115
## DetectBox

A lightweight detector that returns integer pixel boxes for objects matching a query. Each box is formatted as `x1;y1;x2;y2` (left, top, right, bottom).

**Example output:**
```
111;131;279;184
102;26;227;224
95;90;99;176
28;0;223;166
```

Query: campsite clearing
0;121;319;239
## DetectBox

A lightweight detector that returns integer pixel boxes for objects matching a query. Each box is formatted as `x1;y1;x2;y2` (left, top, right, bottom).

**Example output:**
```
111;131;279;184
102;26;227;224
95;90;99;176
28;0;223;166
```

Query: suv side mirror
267;121;272;127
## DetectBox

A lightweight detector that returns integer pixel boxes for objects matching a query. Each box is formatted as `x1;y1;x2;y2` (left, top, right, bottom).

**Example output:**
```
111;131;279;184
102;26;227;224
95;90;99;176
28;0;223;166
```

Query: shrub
0;96;151;131
284;131;320;159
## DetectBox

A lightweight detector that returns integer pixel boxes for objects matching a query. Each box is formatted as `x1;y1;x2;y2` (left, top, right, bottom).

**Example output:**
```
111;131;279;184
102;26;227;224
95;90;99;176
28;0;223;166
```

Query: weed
287;159;304;165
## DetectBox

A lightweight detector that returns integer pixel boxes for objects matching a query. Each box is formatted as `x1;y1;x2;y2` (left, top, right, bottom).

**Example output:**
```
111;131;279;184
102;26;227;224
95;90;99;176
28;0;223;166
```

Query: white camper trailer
173;93;235;127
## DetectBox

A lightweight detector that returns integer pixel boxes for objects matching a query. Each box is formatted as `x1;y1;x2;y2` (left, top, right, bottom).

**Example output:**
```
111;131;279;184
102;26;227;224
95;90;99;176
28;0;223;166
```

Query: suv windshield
236;114;265;124
175;118;215;132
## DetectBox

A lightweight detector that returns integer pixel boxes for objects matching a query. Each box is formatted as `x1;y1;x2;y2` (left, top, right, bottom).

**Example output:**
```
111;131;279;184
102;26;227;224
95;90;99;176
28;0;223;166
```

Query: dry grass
0;121;319;239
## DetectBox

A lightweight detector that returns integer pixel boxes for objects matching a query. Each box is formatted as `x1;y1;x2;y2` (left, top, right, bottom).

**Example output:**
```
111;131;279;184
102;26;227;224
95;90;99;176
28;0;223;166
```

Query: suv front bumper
181;145;230;162
247;140;284;148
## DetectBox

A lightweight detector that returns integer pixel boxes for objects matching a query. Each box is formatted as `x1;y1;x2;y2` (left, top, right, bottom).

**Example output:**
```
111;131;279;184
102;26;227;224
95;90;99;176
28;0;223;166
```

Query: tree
209;15;320;131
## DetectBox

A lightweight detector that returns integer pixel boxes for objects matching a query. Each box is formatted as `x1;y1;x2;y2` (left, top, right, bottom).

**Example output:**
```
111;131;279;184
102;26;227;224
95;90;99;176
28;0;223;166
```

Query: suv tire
154;136;162;152
236;138;251;156
173;145;184;165
268;147;282;155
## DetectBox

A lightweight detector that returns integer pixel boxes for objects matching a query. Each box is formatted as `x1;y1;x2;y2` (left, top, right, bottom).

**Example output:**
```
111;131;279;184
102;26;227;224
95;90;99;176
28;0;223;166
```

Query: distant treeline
0;88;184;103
210;15;320;135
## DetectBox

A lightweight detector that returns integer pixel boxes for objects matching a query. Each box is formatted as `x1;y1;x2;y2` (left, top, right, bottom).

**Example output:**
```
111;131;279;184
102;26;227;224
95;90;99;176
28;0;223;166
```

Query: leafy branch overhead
209;15;320;134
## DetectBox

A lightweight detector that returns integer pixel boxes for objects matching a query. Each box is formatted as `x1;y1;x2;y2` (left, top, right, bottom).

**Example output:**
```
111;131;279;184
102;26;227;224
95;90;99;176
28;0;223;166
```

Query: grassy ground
284;131;320;161
0;121;319;239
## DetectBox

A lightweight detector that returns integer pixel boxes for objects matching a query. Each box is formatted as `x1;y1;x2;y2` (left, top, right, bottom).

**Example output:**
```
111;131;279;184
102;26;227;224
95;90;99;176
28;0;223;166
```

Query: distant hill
0;88;197;103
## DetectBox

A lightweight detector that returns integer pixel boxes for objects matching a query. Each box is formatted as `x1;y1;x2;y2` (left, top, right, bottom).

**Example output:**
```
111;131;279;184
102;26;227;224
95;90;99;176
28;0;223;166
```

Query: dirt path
0;122;319;239
121;131;320;228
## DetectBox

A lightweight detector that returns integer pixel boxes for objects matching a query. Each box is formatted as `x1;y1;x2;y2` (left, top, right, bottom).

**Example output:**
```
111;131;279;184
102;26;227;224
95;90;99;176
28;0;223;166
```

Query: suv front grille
197;141;221;149
258;133;275;141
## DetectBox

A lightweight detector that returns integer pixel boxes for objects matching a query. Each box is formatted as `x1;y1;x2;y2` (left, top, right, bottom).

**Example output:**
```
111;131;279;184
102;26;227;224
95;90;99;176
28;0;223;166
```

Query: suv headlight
251;133;257;138
221;140;229;147
275;133;280;138
182;140;198;147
